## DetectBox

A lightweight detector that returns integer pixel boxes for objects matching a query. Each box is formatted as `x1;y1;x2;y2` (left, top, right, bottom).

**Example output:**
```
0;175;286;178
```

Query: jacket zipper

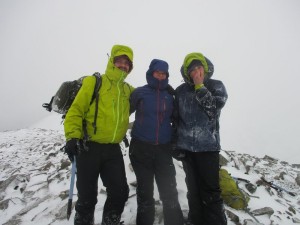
156;83;160;144
112;74;123;142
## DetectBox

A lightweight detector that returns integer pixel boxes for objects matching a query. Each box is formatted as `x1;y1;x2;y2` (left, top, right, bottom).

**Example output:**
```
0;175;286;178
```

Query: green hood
105;45;134;82
64;44;135;144
182;52;209;83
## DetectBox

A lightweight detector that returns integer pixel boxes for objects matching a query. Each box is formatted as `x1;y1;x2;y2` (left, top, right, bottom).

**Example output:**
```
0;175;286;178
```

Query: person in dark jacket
129;59;183;225
173;52;228;225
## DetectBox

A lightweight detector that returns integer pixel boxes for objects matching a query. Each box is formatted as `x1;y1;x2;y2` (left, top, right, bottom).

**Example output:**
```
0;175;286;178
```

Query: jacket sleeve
64;76;95;140
129;88;140;115
171;88;181;143
195;80;228;120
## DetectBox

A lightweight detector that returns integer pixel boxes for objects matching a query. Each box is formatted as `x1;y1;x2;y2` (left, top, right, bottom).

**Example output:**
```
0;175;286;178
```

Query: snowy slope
0;115;299;225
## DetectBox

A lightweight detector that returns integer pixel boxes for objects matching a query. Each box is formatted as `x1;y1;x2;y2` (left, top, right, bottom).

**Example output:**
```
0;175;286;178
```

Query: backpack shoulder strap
91;72;102;134
83;72;102;141
90;72;102;104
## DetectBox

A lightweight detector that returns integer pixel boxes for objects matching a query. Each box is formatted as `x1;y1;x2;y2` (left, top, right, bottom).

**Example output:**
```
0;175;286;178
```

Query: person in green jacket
64;44;134;225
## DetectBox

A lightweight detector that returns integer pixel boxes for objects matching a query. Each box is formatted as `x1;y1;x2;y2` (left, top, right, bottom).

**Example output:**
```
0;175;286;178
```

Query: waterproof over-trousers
75;142;129;225
182;151;227;225
129;139;183;225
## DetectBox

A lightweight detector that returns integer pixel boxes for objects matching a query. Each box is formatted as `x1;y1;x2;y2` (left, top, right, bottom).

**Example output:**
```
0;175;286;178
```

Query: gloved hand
172;148;186;161
64;139;79;162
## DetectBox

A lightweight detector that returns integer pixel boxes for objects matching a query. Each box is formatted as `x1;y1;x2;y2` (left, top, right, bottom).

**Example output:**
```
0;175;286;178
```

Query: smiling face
113;55;132;73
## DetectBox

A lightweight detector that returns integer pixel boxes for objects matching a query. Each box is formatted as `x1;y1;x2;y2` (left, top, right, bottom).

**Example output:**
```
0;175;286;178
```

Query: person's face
189;66;203;79
153;71;167;80
114;56;131;73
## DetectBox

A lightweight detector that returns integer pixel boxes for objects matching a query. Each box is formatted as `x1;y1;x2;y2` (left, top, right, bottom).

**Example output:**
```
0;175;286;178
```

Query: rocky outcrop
0;128;299;225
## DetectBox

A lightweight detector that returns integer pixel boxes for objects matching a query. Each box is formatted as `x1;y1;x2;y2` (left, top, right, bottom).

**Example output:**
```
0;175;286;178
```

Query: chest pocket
100;83;131;120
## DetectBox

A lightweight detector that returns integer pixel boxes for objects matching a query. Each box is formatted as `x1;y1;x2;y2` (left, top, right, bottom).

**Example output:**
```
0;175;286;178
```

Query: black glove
64;139;79;162
172;148;186;161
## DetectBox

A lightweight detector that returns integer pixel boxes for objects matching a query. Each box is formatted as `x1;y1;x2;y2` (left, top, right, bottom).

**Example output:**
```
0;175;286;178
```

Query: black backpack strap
90;72;101;104
82;72;102;141
91;72;102;134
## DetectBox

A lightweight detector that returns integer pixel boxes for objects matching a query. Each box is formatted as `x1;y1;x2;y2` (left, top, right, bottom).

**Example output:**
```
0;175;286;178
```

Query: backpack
42;72;102;137
219;168;250;210
43;72;102;116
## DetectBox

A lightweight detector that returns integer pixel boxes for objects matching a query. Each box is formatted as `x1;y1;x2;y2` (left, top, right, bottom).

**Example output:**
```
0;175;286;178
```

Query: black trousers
182;151;227;225
129;139;183;225
75;142;129;225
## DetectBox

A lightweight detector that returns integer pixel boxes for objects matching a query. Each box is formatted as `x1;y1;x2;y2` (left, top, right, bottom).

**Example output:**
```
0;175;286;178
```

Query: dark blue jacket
174;60;228;152
130;59;173;144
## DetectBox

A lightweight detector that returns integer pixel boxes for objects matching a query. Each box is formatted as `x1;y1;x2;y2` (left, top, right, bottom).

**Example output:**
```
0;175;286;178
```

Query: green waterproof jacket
64;45;134;143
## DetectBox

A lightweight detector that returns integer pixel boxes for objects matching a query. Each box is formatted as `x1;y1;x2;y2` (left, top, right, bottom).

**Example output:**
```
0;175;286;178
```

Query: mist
1;0;300;163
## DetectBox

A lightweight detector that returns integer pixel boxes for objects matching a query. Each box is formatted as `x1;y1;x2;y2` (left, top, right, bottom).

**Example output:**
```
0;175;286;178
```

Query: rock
46;152;57;160
243;219;264;225
280;161;289;166
288;206;296;214
2;217;22;225
59;190;69;200
263;155;278;164
296;173;300;186
251;207;274;217
55;202;75;220
60;159;70;170
100;188;107;194
38;161;54;171
245;183;257;194
129;181;137;187
244;165;251;174
0;174;29;201
292;164;300;169
225;209;240;224
0;199;10;210
128;163;134;172
278;171;286;180
219;154;229;166
292;217;300;223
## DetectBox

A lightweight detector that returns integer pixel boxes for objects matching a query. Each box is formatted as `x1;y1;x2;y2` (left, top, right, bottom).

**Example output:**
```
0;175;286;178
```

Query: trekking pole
67;157;77;220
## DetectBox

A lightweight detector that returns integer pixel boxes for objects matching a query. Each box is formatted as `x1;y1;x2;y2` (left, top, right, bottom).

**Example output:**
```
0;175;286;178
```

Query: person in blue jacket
129;59;183;225
173;52;228;225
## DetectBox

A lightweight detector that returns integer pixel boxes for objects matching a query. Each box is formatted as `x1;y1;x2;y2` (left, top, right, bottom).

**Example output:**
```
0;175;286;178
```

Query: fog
1;0;299;163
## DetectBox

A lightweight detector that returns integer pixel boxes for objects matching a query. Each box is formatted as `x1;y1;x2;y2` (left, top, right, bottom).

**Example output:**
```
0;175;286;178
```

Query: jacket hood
180;53;214;85
146;59;169;90
105;45;134;82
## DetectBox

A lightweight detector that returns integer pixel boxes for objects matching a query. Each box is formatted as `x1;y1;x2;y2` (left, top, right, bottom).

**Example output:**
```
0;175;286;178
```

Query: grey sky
1;0;300;163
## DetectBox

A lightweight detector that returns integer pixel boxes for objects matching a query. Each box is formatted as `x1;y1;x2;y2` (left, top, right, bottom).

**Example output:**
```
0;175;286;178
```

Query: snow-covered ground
0;114;299;225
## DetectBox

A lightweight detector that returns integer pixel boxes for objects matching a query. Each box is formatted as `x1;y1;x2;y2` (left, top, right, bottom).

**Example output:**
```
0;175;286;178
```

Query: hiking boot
101;210;121;225
74;212;94;225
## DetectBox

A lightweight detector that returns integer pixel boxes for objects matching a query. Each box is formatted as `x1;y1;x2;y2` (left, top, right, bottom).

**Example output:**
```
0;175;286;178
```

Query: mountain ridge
0;127;299;225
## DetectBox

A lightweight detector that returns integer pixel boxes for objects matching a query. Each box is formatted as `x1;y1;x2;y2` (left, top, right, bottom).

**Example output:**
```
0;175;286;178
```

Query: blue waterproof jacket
174;55;228;152
130;59;174;145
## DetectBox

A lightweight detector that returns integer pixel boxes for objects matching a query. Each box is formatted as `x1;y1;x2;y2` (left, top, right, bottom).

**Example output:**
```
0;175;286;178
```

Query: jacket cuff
194;84;204;90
